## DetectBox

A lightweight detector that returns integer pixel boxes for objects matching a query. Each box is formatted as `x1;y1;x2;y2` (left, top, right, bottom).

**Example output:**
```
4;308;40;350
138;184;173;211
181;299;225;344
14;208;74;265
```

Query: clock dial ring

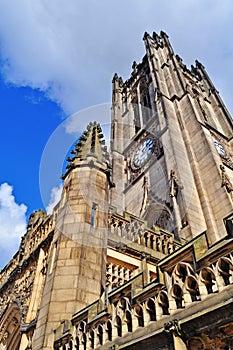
212;137;226;157
133;137;155;168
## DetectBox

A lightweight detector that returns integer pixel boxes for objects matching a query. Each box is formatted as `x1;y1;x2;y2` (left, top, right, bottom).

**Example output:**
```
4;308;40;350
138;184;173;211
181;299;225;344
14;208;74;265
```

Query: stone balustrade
54;249;233;350
106;263;133;291
108;211;181;254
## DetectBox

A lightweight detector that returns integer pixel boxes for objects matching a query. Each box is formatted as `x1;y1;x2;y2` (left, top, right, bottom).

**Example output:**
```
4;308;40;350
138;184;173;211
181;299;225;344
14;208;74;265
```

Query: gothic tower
111;31;233;244
1;31;233;350
32;122;111;349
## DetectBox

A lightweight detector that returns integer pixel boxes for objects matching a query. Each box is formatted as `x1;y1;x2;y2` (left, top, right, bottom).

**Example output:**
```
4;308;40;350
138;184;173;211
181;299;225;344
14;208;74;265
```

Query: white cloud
0;0;232;114
0;1;232;264
0;183;27;266
46;183;63;214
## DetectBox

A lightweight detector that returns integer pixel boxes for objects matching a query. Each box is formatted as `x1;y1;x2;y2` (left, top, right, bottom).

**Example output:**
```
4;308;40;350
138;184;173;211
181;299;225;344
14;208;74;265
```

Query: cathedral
0;31;233;350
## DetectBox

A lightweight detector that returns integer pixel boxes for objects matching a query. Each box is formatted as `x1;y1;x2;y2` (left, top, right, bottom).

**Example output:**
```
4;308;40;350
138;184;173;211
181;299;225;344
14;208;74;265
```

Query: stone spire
62;121;109;179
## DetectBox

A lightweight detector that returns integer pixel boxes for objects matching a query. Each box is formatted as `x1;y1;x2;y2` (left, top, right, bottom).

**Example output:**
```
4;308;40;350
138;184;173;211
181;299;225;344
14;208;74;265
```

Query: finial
152;31;160;40
118;77;123;86
195;60;205;69
112;73;119;83
160;30;169;38
143;31;151;40
132;61;137;74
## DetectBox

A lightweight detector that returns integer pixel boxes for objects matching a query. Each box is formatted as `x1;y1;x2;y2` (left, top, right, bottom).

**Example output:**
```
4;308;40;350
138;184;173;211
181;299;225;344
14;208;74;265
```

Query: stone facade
0;31;233;349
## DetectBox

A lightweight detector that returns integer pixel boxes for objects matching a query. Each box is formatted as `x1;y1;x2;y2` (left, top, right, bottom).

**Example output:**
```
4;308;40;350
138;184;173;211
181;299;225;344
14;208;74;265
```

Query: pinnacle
62;122;109;179
76;121;109;161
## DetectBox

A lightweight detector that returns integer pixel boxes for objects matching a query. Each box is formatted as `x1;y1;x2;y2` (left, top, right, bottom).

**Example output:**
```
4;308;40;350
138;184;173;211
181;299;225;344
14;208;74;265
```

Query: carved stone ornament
169;170;179;198
115;242;127;252
222;156;233;170
164;319;186;340
220;165;233;194
155;208;173;232
0;264;38;324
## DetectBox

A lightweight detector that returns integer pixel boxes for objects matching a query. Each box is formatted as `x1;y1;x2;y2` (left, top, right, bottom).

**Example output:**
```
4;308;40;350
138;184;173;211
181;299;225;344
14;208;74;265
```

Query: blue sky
0;0;233;267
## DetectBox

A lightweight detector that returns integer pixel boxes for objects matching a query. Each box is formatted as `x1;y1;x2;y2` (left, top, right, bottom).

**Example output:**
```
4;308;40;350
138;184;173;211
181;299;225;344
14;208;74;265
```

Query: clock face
133;138;155;168
212;138;225;157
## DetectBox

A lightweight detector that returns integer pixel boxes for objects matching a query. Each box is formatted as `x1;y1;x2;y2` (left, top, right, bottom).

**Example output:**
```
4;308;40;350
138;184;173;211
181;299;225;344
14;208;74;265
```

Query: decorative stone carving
132;61;138;75
220;165;233;195
164;319;186;340
154;208;173;232
115;242;127;252
169;170;178;198
41;254;48;276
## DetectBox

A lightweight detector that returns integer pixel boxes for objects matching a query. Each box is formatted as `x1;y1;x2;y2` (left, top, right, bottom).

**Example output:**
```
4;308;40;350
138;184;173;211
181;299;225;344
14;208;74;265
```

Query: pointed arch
97;324;103;346
157;291;170;315
78;321;86;334
106;320;112;341
115;316;122;337
217;257;233;286
134;304;144;327
125;310;133;332
200;267;216;294
0;302;21;350
119;297;130;312
172;262;195;283
145;298;156;321
171;284;183;309
89;329;95;349
143;202;174;232
75;336;80;350
185;275;200;301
